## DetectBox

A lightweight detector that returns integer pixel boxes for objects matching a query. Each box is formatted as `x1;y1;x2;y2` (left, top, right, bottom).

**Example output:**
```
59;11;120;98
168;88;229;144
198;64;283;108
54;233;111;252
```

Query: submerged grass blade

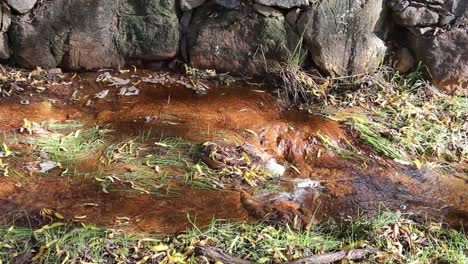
32;126;109;165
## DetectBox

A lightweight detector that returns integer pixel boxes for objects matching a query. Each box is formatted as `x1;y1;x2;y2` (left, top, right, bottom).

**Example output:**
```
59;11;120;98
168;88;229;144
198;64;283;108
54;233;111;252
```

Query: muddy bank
0;70;466;233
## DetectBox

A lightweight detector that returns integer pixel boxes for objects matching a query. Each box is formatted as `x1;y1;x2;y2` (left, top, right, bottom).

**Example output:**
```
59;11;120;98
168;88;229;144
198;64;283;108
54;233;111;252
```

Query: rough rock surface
387;0;467;93
298;0;386;76
0;33;9;59
214;0;241;9
392;47;415;73
1;4;11;32
9;0;179;70
254;0;309;9
393;6;440;27
188;5;300;74
116;1;180;61
253;4;282;17
286;8;302;27
180;0;207;11
1;0;466;94
0;4;11;59
5;0;37;14
408;28;468;94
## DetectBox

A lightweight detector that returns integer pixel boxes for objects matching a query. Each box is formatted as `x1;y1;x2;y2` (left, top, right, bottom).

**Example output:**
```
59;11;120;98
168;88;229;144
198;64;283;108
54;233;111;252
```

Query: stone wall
387;0;467;94
0;0;466;93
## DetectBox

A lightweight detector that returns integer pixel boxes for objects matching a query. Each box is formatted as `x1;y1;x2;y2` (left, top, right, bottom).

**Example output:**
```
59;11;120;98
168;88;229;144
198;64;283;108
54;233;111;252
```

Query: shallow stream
0;71;466;234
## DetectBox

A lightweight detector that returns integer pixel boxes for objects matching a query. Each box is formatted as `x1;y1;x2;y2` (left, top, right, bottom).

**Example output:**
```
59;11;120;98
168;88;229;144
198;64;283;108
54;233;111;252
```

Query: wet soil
0;70;466;233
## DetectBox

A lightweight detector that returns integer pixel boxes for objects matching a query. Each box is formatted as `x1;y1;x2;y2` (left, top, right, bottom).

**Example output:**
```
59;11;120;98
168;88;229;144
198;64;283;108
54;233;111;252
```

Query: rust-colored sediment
0;71;466;233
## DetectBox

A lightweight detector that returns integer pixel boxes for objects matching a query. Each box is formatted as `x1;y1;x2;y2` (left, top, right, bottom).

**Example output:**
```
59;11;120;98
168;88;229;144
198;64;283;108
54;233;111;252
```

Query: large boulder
214;0;241;9
5;0;37;14
407;28;467;94
115;0;180;61
0;3;11;60
8;0;179;70
387;0;467;94
0;33;9;60
297;0;386;76
188;5;300;74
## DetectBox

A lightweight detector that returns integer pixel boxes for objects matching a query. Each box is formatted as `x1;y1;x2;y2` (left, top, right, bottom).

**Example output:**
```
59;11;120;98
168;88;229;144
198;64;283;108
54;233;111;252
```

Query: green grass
95;167;179;197
30;122;109;166
103;137;192;168
97;136;196;195
0;223;162;264
41;120;83;131
350;119;408;162
183;219;341;263
336;66;468;165
316;133;362;160
1;212;466;263
274;63;467;166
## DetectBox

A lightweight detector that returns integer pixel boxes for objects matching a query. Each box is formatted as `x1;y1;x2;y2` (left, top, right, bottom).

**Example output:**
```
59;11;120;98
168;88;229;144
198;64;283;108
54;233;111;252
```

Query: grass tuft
1;211;466;263
273;63;467;165
32;125;109;165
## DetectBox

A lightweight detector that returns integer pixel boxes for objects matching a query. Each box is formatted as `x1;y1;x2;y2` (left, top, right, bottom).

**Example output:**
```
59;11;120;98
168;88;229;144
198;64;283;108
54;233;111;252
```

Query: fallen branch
289;248;377;264
195;245;254;264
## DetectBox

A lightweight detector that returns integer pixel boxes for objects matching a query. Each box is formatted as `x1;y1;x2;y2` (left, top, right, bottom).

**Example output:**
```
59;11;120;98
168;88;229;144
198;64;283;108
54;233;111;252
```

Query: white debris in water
118;86;140;96
267;179;323;204
109;77;130;86
96;72;112;82
264;158;286;178
142;75;172;84
39;160;59;173
94;90;109;99
95;71;130;86
144;116;156;123
294;178;322;189
281;179;324;202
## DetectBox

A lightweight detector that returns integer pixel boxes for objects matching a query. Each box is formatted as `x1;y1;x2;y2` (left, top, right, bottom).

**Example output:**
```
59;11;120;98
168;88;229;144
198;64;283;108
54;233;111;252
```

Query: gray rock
439;14;455;26
408;28;468;95
10;0;121;69
297;0;386;76
392;48;415;73
1;4;11;32
387;0;410;12
214;0;241;9
188;6;300;74
180;11;194;61
444;0;468;17
393;6;440;26
48;68;62;74
180;0;207;11
0;32;9;59
428;0;445;4
5;0;37;14
286;8;302;27
254;0;309;9
9;0;179;70
253;4;283;17
115;0;180;61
